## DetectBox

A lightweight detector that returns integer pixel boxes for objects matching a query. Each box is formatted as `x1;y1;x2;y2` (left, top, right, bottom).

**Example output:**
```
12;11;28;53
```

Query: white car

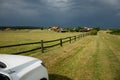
0;54;48;80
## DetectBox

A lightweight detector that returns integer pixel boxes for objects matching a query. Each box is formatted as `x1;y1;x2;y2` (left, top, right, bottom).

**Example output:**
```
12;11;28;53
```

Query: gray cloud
0;0;120;28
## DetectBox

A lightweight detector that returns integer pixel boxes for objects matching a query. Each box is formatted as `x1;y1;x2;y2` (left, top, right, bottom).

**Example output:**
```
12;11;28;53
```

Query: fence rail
0;32;90;54
0;42;41;48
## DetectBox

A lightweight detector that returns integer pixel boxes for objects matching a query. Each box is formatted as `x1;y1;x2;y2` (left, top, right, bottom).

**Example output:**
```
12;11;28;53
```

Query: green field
0;30;120;80
0;30;81;54
0;30;81;45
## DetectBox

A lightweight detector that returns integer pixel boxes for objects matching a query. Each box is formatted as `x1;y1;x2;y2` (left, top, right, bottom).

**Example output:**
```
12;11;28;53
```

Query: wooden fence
0;32;90;54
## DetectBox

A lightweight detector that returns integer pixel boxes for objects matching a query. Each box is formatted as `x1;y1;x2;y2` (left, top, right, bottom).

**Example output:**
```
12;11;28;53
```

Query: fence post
60;39;62;47
78;35;80;39
41;40;44;53
74;36;76;41
69;37;71;43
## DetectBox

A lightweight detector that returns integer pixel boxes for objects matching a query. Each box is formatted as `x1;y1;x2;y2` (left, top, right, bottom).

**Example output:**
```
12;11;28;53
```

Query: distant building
80;27;93;32
48;26;60;31
48;26;67;32
84;27;93;31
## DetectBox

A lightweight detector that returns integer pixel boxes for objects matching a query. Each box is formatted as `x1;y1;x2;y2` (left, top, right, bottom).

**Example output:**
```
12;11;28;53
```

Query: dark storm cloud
0;0;120;28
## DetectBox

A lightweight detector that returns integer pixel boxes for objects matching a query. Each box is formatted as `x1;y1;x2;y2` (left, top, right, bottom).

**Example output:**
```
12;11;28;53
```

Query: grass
0;30;120;80
0;30;81;54
33;31;120;80
0;30;81;45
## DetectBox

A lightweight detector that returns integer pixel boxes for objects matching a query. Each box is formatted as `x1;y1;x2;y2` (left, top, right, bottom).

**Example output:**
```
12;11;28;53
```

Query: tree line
0;26;46;30
0;26;100;33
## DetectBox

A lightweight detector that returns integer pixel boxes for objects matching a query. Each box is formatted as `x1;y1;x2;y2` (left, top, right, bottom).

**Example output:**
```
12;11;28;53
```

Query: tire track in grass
35;36;93;72
49;37;93;73
100;32;120;80
44;36;96;80
103;34;120;61
50;38;91;66
74;34;110;80
96;33;113;80
73;36;98;80
92;37;102;80
47;39;89;80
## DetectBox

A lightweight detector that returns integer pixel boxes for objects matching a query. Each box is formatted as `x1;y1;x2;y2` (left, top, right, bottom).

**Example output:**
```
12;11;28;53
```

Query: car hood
0;54;42;71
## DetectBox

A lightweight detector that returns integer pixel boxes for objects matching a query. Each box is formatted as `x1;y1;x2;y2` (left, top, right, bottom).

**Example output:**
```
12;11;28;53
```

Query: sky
0;0;120;28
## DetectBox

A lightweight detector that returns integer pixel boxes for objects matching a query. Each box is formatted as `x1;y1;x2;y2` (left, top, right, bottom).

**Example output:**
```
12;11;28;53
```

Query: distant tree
90;29;98;35
93;27;100;31
90;27;100;35
110;29;120;35
75;26;84;32
64;27;75;32
40;27;44;30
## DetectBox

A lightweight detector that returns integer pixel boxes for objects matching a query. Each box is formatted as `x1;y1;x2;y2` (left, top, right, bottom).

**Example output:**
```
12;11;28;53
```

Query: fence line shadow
11;47;41;55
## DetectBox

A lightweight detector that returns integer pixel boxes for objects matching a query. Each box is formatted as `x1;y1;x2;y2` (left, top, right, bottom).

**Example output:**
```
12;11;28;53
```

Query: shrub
110;29;120;35
90;29;98;35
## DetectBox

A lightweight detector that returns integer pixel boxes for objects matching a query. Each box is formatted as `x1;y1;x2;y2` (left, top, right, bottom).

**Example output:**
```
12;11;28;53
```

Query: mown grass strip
92;37;102;80
100;32;120;80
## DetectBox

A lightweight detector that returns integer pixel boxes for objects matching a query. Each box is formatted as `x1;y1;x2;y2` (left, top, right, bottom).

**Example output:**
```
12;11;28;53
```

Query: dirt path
33;31;120;80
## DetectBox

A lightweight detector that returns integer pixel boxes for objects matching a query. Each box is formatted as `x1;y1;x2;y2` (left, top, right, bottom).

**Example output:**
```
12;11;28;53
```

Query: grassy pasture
0;30;120;80
33;31;120;80
0;30;81;45
0;30;81;54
